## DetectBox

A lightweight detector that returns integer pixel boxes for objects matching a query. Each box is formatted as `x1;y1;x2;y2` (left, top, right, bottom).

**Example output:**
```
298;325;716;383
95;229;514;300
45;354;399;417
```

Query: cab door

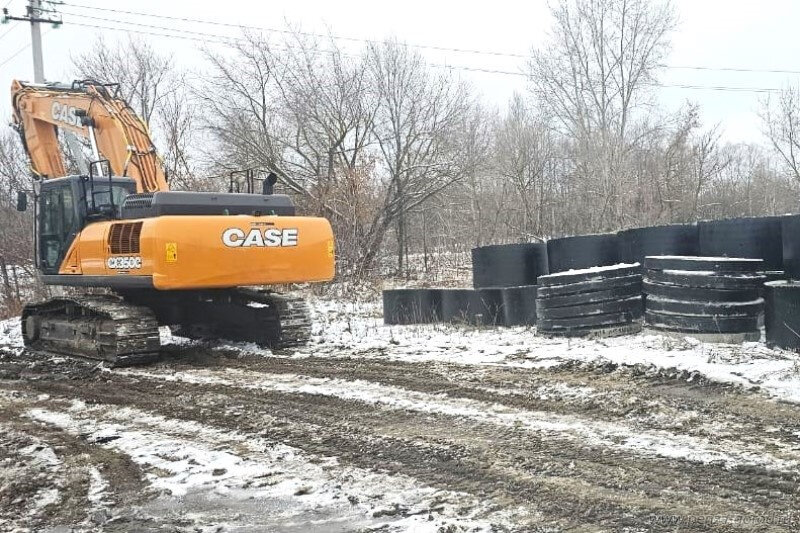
38;180;80;274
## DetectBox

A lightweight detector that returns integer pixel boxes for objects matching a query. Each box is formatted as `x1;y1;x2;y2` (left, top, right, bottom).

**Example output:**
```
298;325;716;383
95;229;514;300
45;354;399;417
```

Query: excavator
9;79;335;365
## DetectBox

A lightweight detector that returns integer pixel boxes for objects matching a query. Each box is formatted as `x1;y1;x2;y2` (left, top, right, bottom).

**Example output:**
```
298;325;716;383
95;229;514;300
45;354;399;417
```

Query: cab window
88;183;132;217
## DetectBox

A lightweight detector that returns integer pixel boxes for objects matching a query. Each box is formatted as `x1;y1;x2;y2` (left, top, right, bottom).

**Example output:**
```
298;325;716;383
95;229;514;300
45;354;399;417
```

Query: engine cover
121;191;296;219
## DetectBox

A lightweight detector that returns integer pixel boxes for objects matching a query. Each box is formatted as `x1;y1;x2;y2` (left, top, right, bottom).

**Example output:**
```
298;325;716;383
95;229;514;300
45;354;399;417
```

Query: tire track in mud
3;350;799;533
24;402;509;533
0;391;151;532
153;349;800;463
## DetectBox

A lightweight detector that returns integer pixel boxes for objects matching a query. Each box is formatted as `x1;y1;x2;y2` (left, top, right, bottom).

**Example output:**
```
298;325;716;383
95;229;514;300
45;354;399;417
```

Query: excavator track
236;289;312;348
133;289;312;349
21;295;161;366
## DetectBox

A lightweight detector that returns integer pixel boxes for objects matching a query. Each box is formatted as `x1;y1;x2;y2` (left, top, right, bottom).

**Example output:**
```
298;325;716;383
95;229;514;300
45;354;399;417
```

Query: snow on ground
87;467;111;512
6;293;800;405
17;441;63;518
25;401;523;531
3;294;800;404
0;395;65;520
0;318;23;355
4;295;800;529
289;298;800;403
120;367;799;471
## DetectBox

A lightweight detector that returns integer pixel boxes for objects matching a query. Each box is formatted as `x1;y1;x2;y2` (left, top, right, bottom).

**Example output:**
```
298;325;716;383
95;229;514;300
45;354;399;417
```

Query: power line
659;83;778;94
59;18;532;77
0;26;51;68
0;19;19;42
438;63;780;93
63;19;350;61
667;65;800;76
57;1;529;59
60;17;783;94
58;1;800;76
65;20;269;47
61;11;238;43
0;39;31;67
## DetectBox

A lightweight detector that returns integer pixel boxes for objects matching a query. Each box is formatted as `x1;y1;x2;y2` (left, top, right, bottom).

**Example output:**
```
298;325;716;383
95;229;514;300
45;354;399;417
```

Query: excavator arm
11;79;169;192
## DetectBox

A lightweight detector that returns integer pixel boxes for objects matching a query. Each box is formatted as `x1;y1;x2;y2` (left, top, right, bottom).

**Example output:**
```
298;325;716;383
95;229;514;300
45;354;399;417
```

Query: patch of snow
533;382;598;401
18;442;62;467
766;280;800;288
646;296;764;307
159;326;193;347
0;317;23;349
660;269;763;278
87;467;109;505
542;263;639;278
29;487;60;513
14;436;63;517
648;256;763;262
213;341;270;356
68;399;87;411
7;294;800;408
85;464;113;526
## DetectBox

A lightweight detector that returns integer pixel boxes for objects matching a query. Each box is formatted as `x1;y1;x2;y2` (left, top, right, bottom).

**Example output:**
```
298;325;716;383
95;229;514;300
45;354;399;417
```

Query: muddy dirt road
1;301;800;532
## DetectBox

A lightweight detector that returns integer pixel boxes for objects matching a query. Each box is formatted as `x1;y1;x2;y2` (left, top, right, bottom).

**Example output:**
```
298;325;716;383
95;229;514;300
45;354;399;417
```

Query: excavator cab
35;174;136;274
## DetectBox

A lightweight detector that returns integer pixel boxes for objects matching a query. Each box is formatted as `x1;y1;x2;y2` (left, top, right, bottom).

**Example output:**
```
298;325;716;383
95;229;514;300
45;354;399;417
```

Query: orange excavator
10;79;335;365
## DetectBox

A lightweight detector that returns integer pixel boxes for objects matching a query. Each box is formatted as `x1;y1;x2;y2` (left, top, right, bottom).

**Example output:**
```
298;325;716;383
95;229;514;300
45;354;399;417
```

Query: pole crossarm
2;2;63;26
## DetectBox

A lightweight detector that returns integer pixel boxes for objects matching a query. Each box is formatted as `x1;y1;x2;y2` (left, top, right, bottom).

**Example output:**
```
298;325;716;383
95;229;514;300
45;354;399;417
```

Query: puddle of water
141;487;408;532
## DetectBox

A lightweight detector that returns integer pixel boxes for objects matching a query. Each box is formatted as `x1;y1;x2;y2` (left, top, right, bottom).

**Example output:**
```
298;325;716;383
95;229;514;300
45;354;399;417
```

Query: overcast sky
1;0;798;144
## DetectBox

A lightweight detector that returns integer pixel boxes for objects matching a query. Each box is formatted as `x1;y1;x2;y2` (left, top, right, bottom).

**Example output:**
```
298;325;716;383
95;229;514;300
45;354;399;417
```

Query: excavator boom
11;79;168;192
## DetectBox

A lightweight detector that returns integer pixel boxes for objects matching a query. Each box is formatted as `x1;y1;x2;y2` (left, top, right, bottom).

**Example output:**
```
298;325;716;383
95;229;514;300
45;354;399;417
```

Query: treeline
2;0;800;306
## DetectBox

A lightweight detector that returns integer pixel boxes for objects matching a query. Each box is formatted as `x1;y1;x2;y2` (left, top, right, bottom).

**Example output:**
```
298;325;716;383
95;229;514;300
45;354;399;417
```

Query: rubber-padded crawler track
21;295;160;366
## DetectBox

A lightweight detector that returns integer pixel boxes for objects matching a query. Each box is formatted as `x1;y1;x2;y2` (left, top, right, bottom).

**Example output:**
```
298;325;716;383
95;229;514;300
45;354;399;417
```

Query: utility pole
2;0;63;83
2;2;83;172
29;0;45;82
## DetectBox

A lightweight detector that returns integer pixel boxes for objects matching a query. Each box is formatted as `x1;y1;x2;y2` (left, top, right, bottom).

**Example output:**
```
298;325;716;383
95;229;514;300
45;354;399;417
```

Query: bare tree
73;37;198;189
688;125;728;218
200;33;473;277
157;86;201;190
199;32;383;270
365;40;472;275
762;85;800;183
531;0;676;140
197;34;285;183
529;0;677;229
495;93;557;240
455;102;498;248
0;129;38;314
73;37;176;125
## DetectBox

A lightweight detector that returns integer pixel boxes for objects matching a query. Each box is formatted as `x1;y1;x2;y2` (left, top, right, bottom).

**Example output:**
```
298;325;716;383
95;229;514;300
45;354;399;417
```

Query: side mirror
262;172;278;195
16;191;27;212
